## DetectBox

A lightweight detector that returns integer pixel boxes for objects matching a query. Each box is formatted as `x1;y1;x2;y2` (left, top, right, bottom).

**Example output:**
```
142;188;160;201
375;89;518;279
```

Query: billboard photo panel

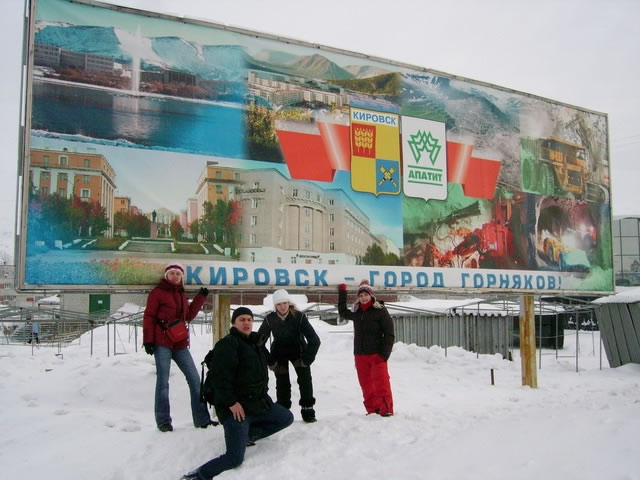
17;0;613;293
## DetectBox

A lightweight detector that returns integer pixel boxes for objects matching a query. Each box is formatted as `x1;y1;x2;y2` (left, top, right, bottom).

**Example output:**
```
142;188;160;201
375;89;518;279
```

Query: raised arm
337;284;355;320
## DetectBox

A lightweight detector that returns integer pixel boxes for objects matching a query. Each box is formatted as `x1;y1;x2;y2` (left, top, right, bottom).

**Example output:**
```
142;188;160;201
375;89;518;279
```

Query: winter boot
301;407;316;423
181;469;204;479
196;419;219;428
158;423;173;432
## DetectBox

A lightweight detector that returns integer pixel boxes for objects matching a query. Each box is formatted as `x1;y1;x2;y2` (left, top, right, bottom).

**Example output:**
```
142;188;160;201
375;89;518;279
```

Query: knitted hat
232;306;253;323
357;280;374;296
272;289;290;305
164;263;185;282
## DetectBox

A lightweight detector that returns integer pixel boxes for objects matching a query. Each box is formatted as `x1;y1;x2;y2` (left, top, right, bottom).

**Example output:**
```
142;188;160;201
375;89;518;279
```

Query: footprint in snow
121;424;142;432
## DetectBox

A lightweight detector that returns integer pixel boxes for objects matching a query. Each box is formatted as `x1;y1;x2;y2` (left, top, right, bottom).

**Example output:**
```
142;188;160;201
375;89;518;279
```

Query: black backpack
199;349;216;405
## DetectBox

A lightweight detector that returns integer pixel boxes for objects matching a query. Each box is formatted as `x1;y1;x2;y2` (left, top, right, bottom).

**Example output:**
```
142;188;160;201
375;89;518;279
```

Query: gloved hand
199;287;209;296
143;343;154;355
338;283;347;291
293;358;308;368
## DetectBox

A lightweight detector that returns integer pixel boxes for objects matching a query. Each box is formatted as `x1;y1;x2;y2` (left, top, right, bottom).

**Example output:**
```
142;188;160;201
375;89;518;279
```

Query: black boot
196;419;219;428
181;469;203;479
158;423;173;432
301;407;316;423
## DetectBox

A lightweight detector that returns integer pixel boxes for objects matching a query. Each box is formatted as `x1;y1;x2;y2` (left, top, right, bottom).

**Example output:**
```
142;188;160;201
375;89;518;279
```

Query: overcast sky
2;0;639;240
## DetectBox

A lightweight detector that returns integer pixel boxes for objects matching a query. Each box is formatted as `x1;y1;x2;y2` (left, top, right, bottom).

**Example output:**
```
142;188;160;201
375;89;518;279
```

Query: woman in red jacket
143;263;214;432
338;280;395;417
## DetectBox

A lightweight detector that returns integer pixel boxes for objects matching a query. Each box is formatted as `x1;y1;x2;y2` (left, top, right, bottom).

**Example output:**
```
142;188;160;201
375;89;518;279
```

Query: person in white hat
258;289;321;423
143;263;215;432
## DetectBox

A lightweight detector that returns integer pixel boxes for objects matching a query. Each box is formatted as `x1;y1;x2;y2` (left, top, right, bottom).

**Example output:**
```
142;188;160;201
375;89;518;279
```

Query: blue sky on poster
2;0;639;246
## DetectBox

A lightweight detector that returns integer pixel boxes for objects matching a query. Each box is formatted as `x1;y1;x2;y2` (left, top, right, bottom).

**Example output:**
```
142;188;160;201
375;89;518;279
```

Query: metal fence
595;302;640;367
392;313;512;358
0;306;142;357
1;300;602;370
390;303;602;371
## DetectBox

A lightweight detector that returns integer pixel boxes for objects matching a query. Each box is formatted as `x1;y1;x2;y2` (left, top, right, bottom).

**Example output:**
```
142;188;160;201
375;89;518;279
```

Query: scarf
359;299;374;312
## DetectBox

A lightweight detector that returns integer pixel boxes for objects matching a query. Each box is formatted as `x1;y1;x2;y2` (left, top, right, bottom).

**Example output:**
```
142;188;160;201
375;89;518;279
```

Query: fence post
555;312;559;359
575;315;580;373
538;298;542;369
474;314;479;359
444;314;448;357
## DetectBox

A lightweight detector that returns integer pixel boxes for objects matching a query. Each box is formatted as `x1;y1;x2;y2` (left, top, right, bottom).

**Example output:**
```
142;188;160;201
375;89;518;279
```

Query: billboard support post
212;293;230;346
519;294;538;388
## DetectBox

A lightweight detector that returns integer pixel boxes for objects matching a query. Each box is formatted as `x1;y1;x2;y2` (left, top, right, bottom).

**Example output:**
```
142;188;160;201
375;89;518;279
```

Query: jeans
197;402;293;479
154;346;211;427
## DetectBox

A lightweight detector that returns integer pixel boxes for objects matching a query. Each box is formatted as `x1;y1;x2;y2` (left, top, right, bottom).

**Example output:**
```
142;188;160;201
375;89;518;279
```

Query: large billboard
16;0;613;293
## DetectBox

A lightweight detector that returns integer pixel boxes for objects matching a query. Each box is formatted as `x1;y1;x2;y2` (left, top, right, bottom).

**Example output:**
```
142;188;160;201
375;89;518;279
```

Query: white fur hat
272;289;290;305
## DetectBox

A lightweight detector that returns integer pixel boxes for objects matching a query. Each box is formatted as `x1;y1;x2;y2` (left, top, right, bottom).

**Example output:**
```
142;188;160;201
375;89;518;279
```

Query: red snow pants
354;354;394;415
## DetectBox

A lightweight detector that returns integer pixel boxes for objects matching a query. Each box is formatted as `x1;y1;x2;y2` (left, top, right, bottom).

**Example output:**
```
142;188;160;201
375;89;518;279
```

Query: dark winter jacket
209;327;273;423
258;309;321;366
142;279;207;350
338;289;395;361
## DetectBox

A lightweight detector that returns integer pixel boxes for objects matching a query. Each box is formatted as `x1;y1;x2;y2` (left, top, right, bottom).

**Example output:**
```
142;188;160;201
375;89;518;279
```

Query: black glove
293;358;308;368
143;343;154;355
199;287;209;296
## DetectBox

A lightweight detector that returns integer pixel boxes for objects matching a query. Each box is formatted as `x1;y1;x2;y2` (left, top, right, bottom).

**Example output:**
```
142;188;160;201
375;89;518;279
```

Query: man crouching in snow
182;307;293;480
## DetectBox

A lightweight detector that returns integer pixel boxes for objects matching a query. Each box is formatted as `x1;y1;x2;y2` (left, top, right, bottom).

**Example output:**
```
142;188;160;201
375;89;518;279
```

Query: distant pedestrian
28;319;40;344
337;280;394;417
181;307;293;480
143;263;215;432
258;289;321;423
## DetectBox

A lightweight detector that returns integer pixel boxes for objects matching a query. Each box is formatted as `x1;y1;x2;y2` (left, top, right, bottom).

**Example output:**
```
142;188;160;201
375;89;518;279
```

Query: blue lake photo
32;81;247;157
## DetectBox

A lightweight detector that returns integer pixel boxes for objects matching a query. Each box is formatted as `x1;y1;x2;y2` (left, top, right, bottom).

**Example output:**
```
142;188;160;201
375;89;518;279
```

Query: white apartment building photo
236;168;389;264
247;71;347;109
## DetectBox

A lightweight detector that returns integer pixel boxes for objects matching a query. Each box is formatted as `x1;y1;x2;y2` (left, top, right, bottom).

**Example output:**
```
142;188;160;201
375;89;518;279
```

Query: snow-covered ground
1;315;639;480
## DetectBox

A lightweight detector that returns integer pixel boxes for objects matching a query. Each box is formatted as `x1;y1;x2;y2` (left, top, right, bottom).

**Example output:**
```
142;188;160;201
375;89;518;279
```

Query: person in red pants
337;281;395;416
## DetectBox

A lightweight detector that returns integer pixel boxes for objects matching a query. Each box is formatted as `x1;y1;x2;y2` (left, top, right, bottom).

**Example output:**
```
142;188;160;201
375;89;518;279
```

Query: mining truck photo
520;136;590;199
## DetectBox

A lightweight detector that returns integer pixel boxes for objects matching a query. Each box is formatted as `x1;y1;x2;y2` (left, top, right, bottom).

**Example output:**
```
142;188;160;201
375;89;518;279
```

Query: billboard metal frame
14;0;614;295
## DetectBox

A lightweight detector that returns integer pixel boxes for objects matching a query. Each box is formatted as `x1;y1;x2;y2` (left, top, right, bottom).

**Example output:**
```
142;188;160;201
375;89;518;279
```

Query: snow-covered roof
235;296;566;318
232;299;336;319
115;302;144;314
262;293;309;310
37;295;60;305
593;286;640;304
386;296;564;316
